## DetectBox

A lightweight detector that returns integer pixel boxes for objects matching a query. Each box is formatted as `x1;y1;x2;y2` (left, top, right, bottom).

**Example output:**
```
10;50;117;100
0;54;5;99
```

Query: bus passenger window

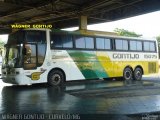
123;40;128;50
150;42;156;51
115;39;128;50
50;33;73;49
137;41;142;51
96;38;111;50
130;41;136;50
75;36;94;49
130;41;142;51
115;39;122;50
62;35;73;48
75;36;85;48
51;34;63;48
104;39;111;49
144;42;150;51
96;38;105;49
85;37;94;49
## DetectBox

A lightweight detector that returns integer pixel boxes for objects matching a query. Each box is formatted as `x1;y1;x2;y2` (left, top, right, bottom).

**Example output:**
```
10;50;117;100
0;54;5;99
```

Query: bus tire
48;70;64;86
123;67;133;81
134;67;142;81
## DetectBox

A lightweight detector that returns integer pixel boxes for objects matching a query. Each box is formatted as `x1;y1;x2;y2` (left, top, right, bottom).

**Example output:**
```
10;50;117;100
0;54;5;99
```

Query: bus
1;29;159;86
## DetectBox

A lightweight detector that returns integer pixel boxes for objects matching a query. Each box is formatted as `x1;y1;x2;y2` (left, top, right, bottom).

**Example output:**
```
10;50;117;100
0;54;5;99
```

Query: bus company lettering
113;53;139;59
11;24;52;29
144;54;157;59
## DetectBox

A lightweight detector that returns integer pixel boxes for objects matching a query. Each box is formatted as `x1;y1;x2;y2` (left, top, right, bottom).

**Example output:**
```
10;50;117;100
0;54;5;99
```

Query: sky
0;10;160;43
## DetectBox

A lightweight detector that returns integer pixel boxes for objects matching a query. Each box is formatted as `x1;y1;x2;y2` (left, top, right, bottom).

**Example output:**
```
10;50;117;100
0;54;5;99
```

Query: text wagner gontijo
11;24;52;29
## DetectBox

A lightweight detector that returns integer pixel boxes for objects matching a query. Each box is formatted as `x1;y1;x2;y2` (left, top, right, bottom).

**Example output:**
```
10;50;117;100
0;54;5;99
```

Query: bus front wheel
133;68;142;81
123;67;133;81
48;70;64;86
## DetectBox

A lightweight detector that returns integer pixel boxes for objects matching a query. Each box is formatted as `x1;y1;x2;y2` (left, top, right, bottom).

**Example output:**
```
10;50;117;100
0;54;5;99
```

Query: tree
0;41;5;47
0;39;5;56
157;35;160;41
114;28;142;37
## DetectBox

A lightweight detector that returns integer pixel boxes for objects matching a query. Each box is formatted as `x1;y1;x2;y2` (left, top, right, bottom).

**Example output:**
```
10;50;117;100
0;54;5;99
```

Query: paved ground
0;76;160;120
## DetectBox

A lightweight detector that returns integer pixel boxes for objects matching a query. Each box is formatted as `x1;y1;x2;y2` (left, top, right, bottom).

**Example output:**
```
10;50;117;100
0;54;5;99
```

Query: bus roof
14;28;156;41
52;29;156;41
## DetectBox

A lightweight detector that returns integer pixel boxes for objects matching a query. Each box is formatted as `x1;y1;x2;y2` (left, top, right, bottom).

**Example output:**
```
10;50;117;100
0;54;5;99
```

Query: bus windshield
3;31;24;68
4;44;23;68
3;30;47;69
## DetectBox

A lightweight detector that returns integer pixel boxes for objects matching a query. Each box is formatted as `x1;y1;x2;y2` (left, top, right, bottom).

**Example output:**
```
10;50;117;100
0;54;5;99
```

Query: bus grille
148;62;156;73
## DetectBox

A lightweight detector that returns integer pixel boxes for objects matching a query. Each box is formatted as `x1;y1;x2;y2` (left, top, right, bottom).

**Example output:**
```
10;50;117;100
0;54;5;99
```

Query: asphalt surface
0;76;160;120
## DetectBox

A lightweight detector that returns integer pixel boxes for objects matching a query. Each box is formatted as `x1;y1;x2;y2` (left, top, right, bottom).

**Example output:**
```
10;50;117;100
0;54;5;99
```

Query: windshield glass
2;30;46;69
2;30;24;68
4;45;23;68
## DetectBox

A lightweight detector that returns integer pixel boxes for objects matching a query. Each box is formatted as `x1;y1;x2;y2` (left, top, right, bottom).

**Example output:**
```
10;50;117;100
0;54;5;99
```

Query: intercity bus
1;29;159;86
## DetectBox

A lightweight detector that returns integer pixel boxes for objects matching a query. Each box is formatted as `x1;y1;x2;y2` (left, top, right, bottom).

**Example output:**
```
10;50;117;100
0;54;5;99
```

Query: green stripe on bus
68;51;108;79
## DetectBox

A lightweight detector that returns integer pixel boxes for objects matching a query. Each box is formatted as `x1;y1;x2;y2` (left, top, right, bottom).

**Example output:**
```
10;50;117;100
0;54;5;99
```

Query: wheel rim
124;70;132;80
51;74;61;85
135;70;141;80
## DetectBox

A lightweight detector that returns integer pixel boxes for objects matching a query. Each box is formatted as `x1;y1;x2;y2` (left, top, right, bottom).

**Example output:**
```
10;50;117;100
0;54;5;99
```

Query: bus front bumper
1;75;18;84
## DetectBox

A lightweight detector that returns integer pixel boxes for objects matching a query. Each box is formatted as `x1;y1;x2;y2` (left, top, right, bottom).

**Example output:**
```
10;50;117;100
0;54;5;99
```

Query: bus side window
85;37;94;49
25;31;47;67
130;40;142;51
62;35;73;48
144;41;156;52
144;41;150;51
123;40;128;50
50;33;73;49
96;37;111;50
137;41;142;51
150;42;156;51
104;38;111;49
23;44;37;69
75;36;85;49
96;38;105;49
115;39;128;50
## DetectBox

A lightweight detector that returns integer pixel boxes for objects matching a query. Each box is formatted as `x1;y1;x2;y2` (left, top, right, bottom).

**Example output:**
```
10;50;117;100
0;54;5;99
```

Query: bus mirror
22;48;27;55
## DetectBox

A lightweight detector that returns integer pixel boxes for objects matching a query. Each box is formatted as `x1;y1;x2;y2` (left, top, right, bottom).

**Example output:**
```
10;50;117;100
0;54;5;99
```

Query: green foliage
156;35;160;42
114;28;142;37
0;39;4;56
0;39;5;48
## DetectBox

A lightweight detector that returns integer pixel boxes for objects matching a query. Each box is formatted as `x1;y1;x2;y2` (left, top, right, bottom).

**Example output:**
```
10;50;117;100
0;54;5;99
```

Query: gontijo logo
11;24;52;29
26;72;45;80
